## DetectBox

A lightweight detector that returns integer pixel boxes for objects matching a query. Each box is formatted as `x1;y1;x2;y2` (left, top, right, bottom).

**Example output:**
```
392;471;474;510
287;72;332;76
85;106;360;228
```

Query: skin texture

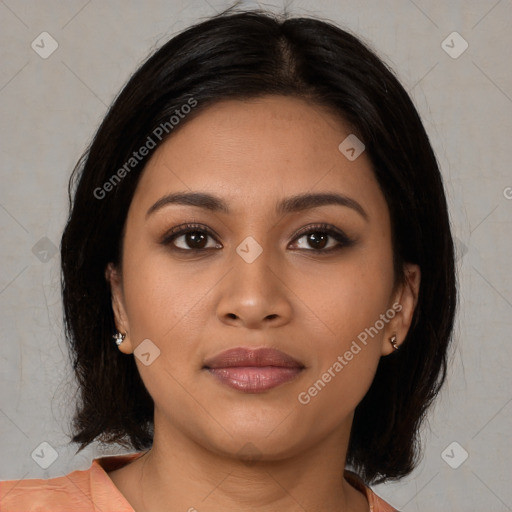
106;95;420;512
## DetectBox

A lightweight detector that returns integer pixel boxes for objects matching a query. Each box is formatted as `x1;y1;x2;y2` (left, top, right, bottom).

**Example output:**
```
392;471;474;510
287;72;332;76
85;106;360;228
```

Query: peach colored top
0;451;398;511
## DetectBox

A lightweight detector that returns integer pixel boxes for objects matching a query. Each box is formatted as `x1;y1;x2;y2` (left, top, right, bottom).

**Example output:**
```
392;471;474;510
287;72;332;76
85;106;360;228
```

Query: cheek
294;264;393;418
295;248;394;400
295;346;380;437
120;244;220;380
121;237;200;333
299;256;394;346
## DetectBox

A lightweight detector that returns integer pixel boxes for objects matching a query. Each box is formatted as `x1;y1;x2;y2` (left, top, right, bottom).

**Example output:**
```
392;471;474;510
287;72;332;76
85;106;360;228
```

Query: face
107;95;420;460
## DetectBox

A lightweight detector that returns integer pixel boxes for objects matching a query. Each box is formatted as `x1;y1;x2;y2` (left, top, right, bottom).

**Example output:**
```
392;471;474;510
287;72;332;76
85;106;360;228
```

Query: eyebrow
146;191;369;221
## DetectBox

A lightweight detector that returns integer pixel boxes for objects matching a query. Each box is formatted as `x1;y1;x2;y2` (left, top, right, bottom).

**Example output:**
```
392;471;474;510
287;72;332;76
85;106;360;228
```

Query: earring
113;332;126;346
389;333;399;351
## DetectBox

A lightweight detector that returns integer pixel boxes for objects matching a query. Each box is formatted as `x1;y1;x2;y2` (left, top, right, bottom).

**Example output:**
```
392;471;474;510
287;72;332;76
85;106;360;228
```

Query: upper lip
203;347;304;369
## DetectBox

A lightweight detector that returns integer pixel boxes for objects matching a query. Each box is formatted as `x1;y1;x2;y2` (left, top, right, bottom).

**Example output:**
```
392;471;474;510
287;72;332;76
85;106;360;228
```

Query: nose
215;244;292;330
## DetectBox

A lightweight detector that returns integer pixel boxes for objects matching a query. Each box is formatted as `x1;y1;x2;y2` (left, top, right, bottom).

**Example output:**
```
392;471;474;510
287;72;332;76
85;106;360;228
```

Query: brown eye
161;224;221;251
161;222;355;254
178;231;209;249
290;223;355;253
299;232;330;250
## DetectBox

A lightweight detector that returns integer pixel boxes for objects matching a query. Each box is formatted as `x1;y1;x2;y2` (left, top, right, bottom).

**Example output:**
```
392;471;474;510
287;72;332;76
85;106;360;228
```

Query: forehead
129;95;387;221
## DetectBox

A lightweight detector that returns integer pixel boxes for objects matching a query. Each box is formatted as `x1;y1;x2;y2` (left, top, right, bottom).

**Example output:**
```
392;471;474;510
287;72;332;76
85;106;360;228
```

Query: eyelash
160;222;355;254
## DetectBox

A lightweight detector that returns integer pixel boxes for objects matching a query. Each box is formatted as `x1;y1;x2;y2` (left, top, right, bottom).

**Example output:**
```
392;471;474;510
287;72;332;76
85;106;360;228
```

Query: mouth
203;347;305;393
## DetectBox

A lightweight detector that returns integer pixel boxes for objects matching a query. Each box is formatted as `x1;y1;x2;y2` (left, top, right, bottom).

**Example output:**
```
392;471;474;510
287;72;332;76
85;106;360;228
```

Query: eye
160;222;355;253
289;223;355;253
160;223;221;251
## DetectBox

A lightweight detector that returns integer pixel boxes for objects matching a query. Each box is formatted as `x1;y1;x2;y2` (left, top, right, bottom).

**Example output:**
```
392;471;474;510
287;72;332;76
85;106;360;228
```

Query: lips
204;347;303;369
203;347;304;393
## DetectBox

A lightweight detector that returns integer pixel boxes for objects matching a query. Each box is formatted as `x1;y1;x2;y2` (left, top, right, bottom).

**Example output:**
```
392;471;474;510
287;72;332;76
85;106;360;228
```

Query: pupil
309;232;326;249
188;231;206;248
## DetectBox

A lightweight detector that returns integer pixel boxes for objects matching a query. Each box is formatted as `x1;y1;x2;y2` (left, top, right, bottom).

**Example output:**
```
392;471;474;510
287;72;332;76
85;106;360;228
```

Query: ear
105;262;134;354
381;263;421;356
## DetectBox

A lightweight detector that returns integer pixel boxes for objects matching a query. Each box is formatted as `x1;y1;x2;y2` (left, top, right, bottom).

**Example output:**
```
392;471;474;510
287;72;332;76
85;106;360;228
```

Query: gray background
1;1;511;511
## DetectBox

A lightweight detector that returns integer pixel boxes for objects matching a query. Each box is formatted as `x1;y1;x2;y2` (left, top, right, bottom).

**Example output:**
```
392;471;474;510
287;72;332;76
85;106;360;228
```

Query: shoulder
344;469;400;512
0;467;95;511
0;452;145;512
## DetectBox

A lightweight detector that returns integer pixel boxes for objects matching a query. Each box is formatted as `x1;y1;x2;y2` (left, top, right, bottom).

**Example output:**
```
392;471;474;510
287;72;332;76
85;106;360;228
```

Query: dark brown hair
61;5;457;485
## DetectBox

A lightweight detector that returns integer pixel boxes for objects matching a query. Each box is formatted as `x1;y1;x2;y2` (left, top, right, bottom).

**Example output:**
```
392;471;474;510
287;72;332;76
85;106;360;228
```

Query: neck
110;410;369;512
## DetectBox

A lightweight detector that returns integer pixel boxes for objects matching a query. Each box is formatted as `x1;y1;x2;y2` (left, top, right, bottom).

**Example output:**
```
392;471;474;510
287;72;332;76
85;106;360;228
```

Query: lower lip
206;366;303;393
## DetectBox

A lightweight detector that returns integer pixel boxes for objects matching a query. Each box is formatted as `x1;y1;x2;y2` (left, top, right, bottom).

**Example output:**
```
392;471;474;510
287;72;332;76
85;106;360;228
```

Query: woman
0;6;456;512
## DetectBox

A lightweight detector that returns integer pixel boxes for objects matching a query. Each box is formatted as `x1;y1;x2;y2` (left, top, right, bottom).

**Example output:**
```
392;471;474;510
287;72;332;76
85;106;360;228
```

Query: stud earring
389;333;399;351
113;332;126;346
